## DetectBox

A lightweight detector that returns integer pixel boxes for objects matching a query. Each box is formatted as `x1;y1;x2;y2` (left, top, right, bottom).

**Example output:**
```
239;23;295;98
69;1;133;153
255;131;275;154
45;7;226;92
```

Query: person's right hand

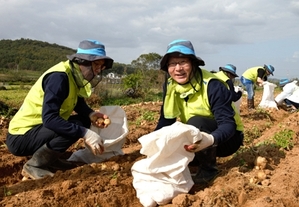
184;132;214;152
83;129;105;155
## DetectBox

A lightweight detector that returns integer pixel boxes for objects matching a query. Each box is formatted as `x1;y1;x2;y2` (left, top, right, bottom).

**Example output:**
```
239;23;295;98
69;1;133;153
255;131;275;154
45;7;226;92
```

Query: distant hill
0;38;76;71
0;38;135;76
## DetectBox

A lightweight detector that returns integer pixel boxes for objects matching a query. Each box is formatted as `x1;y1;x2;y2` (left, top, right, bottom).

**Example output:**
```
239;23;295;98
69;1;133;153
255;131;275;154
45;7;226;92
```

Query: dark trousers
187;116;243;157
285;99;299;109
6;114;90;156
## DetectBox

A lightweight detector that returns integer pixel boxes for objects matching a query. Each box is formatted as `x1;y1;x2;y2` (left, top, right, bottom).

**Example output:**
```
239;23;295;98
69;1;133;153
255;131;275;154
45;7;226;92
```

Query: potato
96;118;105;125
254;156;267;170
96;118;111;126
104;118;111;125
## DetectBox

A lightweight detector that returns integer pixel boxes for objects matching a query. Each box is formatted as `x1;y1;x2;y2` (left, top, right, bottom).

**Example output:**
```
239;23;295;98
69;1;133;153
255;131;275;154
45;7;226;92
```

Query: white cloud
0;0;298;77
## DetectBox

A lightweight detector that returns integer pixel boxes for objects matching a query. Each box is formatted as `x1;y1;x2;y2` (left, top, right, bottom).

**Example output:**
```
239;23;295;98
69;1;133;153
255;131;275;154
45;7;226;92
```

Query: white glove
83;129;105;155
184;132;214;152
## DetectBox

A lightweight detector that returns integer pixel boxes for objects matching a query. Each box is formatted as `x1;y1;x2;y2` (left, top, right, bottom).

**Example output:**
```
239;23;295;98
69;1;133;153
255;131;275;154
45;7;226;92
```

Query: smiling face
167;56;192;84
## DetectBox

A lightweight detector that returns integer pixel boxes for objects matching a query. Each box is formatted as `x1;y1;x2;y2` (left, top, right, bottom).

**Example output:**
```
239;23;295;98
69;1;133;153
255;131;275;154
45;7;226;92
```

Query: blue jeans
240;76;254;99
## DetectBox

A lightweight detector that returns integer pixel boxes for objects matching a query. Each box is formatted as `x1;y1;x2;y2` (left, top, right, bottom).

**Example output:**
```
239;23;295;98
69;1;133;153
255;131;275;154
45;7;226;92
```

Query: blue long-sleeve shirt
155;79;237;145
41;72;93;139
226;79;242;102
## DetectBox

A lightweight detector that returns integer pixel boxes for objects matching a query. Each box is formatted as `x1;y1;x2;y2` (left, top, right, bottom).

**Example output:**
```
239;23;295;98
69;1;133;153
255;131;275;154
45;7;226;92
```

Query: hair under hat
67;39;114;69
160;39;205;71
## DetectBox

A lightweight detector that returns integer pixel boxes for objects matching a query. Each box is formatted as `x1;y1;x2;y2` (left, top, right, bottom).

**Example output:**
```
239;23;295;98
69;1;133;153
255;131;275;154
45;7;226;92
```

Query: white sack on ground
131;122;202;207
275;81;299;105
258;81;278;109
67;106;129;164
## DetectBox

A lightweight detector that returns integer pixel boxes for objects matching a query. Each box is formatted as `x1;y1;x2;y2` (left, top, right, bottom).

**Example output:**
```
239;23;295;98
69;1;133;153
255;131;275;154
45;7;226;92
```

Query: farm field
0;90;299;207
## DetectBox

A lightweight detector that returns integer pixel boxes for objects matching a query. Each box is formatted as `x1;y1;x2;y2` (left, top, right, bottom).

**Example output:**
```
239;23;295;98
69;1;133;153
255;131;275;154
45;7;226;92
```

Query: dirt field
1;90;299;207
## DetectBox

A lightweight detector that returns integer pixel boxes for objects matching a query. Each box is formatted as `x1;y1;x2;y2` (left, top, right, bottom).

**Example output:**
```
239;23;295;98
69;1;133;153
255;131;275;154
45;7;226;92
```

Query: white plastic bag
275;81;299;105
131;122;202;207
258;81;278;109
67;106;129;164
233;86;242;113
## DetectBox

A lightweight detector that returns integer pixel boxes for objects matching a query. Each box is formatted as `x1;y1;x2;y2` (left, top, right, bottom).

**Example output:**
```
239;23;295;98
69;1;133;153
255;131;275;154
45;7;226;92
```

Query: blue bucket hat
279;78;290;87
219;64;238;77
264;64;275;75
160;39;205;71
67;39;114;69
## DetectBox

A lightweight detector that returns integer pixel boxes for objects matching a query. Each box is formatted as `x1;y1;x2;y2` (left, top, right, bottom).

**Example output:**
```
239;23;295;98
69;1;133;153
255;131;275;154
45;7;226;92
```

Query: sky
0;0;299;79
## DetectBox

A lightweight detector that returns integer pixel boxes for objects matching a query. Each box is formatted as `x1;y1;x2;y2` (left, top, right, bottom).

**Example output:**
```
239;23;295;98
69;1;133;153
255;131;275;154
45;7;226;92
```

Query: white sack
233;86;243;113
287;87;299;103
258;81;278;109
275;81;299;105
67;106;129;164
131;122;201;207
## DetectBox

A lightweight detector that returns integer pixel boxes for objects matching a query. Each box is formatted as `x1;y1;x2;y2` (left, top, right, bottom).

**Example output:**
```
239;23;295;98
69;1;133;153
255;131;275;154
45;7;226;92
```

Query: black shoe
48;158;78;171
192;168;219;185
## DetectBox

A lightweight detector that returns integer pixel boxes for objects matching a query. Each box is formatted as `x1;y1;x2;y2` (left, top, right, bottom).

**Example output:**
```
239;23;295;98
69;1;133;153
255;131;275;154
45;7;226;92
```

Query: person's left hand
89;111;110;128
184;132;214;152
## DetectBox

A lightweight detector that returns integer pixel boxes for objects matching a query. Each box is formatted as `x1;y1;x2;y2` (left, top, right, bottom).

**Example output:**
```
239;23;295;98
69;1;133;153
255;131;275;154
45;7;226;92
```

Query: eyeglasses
92;60;106;70
167;60;189;68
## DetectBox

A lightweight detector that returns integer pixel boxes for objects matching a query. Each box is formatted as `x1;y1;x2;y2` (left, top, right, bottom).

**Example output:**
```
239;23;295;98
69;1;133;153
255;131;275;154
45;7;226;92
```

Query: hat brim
160;52;205;71
219;67;239;77
67;54;114;69
264;64;274;76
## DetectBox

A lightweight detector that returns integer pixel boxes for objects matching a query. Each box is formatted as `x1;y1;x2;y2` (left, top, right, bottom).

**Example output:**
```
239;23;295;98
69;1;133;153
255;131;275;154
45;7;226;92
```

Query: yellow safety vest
242;66;266;83
166;69;243;131
9;60;90;135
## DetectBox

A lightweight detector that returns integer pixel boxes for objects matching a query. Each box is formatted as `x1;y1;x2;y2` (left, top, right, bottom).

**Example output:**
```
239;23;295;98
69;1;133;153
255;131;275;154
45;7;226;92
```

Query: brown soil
1;90;299;207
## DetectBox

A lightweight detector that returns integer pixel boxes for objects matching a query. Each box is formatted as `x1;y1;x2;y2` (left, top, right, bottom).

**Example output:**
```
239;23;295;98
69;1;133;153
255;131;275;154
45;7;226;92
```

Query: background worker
240;64;275;109
6;39;113;180
275;79;299;113
216;64;242;102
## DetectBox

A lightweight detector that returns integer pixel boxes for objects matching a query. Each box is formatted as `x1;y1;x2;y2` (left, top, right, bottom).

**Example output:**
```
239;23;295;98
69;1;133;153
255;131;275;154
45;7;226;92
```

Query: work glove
83;129;105;155
89;111;110;128
184;132;214;153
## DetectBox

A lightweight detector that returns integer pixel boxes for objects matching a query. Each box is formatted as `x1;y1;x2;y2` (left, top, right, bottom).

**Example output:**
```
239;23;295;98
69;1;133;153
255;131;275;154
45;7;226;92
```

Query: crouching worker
155;39;244;185
6;39;113;180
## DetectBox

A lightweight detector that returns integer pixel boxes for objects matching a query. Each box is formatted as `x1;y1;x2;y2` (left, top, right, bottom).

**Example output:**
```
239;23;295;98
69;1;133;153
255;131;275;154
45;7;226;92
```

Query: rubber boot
247;99;254;110
192;147;218;185
251;97;255;109
22;144;76;180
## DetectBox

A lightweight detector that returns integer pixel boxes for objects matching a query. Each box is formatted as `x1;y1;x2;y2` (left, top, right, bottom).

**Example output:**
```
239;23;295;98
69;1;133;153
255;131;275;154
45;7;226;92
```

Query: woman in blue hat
6;39;114;180
155;39;244;185
216;64;242;102
240;64;275;109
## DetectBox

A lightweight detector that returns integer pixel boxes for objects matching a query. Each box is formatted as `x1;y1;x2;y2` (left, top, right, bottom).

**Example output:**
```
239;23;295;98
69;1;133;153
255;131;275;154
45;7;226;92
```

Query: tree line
0;38;162;76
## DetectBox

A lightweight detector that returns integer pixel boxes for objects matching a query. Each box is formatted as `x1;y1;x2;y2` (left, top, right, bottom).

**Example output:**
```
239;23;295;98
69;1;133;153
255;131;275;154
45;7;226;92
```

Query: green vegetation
3;186;12;196
270;129;294;150
0;39;166;116
0;38;76;72
134;109;157;126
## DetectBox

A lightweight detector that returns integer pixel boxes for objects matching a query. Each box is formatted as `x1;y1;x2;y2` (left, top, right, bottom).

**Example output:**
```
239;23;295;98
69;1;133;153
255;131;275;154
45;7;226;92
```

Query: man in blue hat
240;64;275;110
6;39;114;180
155;39;244;185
